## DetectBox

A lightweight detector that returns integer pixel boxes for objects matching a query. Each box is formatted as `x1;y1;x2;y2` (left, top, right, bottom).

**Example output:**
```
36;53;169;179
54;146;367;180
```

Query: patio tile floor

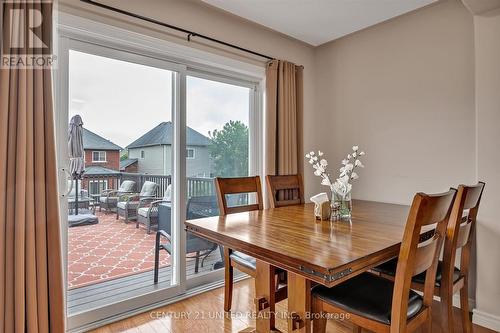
67;211;170;289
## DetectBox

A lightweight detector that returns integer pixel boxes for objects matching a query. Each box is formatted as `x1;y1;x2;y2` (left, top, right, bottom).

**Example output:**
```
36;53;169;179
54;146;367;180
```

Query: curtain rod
80;0;275;61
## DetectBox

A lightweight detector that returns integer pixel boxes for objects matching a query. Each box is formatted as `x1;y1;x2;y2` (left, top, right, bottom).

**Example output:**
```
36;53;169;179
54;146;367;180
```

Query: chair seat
138;207;157;218
312;272;423;325
230;251;257;271
117;201;139;210
100;196;118;204
374;259;461;287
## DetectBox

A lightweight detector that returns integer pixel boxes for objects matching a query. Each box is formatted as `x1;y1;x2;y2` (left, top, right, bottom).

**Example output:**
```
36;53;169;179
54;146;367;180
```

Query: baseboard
473;309;500;332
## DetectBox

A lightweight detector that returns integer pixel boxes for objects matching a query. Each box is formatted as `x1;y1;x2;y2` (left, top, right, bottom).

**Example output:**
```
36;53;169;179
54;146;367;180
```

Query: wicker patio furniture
99;180;136;213
154;195;219;283
136;185;171;234
116;181;158;223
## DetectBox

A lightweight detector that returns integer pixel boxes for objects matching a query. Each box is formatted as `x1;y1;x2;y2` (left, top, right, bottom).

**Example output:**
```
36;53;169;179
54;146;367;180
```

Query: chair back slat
455;219;473;249
390;189;456;332
215;176;263;215
413;233;441;276
266;174;304;208
441;182;485;285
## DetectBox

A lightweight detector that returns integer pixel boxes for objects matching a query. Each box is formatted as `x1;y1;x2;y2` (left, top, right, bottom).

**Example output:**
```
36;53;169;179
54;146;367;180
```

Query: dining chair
265;174;304;208
311;189;457;333
373;182;485;333
215;176;287;319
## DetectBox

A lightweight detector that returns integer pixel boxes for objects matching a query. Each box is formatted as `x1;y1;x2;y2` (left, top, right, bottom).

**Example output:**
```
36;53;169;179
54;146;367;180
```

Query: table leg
239;260;280;333
287;272;311;333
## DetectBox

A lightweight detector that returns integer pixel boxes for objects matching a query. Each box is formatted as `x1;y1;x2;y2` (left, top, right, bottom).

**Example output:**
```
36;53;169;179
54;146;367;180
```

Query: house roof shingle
120;158;138;171
84;165;121;175
126;122;211;149
83;128;122;151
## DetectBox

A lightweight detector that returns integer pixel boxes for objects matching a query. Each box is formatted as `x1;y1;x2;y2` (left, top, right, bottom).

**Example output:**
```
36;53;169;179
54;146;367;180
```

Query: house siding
128;145;211;176
84;150;120;170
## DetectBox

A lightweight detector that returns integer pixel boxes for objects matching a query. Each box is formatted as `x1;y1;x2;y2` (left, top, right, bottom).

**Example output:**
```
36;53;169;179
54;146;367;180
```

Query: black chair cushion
312;272;423;325
374;259;461;287
230;251;257;271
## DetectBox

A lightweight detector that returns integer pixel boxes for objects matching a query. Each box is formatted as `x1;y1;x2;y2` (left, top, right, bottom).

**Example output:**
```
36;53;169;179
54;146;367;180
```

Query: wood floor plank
90;279;498;333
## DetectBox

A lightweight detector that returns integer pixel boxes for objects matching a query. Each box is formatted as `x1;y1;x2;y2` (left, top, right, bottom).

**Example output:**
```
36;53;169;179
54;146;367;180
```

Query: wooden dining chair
373;182;485;333
215;176;287;319
311;189;457;333
265;174;304;208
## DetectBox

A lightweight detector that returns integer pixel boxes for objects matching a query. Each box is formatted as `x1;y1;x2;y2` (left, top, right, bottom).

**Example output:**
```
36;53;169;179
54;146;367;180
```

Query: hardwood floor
91;278;497;333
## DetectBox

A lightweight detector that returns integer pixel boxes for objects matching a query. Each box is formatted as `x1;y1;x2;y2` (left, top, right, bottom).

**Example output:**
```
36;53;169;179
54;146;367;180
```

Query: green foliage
209;120;248;177
120;151;129;161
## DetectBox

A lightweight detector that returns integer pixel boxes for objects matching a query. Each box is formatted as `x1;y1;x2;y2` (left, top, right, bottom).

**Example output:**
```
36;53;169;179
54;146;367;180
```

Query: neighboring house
126;122;211;177
120;158;139;173
82;128;122;194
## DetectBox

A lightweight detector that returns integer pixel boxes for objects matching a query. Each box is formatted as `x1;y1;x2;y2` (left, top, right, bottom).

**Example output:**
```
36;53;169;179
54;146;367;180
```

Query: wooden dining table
185;200;411;333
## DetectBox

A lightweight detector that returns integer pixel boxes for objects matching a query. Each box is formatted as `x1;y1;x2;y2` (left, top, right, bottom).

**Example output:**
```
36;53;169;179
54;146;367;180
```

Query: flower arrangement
306;146;365;219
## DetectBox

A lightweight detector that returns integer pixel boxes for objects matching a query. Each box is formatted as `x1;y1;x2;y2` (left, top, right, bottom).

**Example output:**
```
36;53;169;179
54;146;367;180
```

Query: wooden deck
68;248;223;315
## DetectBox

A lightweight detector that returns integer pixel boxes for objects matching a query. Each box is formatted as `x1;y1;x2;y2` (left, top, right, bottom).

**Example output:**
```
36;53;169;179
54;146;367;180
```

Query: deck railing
80;172;215;199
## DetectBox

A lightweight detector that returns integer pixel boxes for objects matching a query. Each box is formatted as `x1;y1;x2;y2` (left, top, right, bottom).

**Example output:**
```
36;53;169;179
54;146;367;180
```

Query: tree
209;120;248;177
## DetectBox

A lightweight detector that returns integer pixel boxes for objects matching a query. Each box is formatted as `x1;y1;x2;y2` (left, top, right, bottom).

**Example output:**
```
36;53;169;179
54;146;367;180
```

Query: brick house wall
82;149;121;193
84;150;120;170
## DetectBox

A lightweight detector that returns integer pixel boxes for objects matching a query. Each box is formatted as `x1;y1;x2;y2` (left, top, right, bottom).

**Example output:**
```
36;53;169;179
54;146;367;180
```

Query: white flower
318;151;324;156
305;153;310;158
359;151;365;156
314;169;322;176
347;154;351;159
310;151;315;156
345;163;354;171
321;177;331;186
352;146;359;151
313;156;318;161
354;160;364;167
352;152;357;158
342;159;348;165
320;159;328;167
351;172;359;180
309;159;314;164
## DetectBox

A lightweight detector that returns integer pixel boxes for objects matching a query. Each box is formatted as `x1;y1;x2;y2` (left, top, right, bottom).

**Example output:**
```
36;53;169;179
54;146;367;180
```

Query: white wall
314;0;476;204
473;7;500;330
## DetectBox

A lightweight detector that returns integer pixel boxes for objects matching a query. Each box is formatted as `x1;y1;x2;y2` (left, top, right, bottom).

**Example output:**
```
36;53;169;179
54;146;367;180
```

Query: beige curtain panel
0;1;65;332
265;59;304;176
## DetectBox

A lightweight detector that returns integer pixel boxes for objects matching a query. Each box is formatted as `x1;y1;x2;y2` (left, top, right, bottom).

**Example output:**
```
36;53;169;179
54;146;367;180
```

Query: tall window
92;151;106;162
186;148;195;159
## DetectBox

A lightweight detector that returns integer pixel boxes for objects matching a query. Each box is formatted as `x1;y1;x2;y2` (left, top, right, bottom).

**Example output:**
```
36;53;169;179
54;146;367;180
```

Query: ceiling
201;0;437;46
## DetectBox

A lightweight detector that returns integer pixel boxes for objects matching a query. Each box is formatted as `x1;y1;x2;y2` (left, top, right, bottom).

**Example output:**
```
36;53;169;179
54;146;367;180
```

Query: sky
69;50;250;148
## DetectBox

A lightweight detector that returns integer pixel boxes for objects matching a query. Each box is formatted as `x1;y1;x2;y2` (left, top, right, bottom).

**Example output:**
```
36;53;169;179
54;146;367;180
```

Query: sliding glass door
184;74;256;285
56;34;261;330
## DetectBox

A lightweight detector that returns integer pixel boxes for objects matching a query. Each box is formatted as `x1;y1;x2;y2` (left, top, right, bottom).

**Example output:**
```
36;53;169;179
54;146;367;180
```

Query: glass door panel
185;74;252;281
66;46;181;321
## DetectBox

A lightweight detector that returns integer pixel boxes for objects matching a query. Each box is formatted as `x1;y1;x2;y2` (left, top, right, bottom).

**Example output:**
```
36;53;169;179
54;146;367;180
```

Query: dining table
184;200;412;333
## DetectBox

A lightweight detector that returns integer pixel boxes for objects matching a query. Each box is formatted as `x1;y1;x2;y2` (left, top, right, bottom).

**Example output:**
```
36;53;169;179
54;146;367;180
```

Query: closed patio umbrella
68;115;85;215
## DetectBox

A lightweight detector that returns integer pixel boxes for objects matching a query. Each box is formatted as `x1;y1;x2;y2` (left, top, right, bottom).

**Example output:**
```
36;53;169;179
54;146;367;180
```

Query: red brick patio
67;211;170;289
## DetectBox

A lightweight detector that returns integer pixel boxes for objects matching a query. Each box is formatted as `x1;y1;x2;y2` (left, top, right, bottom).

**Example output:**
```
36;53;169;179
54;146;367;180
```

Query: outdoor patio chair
116;181;158;223
99;180;136;213
154;195;219;283
136;185;171;234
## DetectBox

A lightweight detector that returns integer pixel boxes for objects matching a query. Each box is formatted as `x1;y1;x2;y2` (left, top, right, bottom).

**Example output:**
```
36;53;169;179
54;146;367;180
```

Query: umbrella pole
75;176;79;215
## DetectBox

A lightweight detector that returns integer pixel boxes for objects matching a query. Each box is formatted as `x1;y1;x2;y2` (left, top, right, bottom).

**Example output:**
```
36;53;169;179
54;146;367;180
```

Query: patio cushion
140;181;158;197
119;180;135;192
163;185;172;202
138;207;150;218
117;201;139;210
100;196;118;204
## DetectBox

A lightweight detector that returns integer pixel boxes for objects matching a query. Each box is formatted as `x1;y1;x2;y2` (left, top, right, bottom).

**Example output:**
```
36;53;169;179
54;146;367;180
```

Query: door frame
55;11;264;332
